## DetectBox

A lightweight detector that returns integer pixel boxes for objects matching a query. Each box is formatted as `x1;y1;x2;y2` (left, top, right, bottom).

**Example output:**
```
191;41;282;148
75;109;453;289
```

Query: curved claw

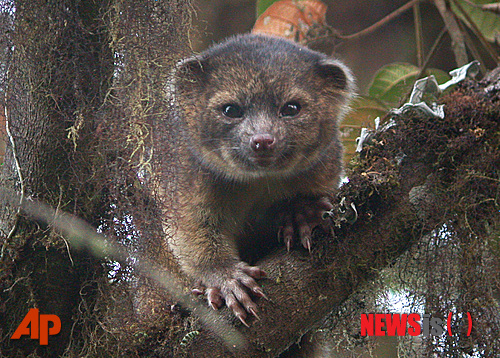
237;314;250;328
192;288;205;296
252;286;268;300
248;307;261;321
206;287;223;309
194;262;267;326
279;197;334;252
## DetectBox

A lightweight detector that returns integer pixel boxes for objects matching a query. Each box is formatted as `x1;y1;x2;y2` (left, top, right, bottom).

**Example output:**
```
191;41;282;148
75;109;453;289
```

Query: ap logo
11;308;61;345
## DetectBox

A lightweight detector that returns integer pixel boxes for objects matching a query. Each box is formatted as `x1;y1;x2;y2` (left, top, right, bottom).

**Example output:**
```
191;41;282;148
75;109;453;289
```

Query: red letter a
11;308;39;340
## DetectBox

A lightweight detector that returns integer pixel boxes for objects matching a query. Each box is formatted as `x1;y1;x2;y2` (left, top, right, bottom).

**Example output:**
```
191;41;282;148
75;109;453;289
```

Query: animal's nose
250;134;275;153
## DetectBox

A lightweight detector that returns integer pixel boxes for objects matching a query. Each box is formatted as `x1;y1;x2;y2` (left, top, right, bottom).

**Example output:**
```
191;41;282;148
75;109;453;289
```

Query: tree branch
434;0;468;66
182;71;500;357
340;0;422;41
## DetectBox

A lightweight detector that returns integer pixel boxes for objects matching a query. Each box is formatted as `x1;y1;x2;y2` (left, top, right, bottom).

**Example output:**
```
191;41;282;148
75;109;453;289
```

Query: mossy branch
182;71;500;357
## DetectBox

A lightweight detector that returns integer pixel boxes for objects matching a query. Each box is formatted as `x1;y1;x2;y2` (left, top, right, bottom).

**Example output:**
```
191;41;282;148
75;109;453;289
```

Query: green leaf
341;96;389;163
368;63;420;105
346;95;389;125
428;68;452;86
368;63;450;106
256;0;281;17
451;0;500;43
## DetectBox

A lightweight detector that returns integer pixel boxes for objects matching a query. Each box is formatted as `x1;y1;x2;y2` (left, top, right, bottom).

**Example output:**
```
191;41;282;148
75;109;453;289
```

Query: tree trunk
0;0;113;356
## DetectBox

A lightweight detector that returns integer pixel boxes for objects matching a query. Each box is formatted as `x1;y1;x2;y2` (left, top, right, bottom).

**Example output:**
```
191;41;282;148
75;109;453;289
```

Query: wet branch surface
183;72;500;357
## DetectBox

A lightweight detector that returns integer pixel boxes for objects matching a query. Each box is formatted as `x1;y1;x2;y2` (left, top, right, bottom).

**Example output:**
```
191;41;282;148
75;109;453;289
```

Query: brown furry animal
169;34;354;325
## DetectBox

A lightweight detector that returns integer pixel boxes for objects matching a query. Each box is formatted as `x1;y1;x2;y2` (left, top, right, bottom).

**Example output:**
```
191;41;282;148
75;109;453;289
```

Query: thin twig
1;82;25;259
5;106;24;225
461;0;483;9
3;274;30;292
434;0;468;66
457;18;488;74
339;0;423;41
401;26;447;104
418;26;448;78
55;183;74;266
414;3;424;67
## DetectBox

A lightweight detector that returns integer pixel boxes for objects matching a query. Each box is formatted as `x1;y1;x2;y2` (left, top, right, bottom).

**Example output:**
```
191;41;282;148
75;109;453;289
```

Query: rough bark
0;0;191;357
0;1;119;356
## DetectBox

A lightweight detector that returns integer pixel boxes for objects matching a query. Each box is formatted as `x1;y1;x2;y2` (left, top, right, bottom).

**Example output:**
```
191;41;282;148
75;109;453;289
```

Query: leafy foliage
452;0;500;42
367;63;450;106
341;63;450;162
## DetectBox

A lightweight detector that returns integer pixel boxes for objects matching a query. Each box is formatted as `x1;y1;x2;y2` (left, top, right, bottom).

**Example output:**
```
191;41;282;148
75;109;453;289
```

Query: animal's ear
314;58;353;92
173;56;209;90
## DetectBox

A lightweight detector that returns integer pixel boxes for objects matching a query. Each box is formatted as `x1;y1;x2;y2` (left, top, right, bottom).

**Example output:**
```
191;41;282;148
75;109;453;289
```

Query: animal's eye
280;101;301;117
221;104;244;118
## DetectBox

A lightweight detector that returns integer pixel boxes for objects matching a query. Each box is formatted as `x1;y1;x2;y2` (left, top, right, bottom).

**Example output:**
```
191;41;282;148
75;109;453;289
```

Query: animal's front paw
192;261;267;327
278;197;333;252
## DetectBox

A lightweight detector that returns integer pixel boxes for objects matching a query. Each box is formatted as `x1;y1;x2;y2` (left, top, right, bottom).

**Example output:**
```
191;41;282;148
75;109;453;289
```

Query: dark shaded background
190;0;456;92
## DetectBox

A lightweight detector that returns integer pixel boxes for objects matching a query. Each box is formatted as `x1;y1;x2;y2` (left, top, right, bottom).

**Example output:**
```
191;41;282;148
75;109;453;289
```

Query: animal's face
174;35;353;181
